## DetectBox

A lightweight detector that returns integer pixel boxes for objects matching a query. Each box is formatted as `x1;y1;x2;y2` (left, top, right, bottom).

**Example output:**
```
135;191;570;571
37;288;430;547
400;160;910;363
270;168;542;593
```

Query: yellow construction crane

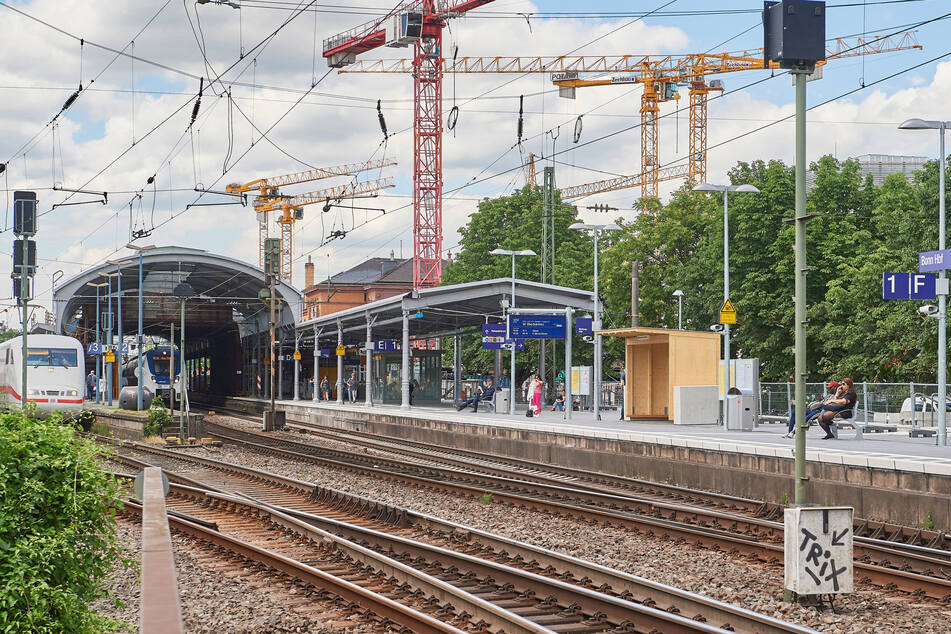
341;31;920;200
252;177;395;284
225;159;396;279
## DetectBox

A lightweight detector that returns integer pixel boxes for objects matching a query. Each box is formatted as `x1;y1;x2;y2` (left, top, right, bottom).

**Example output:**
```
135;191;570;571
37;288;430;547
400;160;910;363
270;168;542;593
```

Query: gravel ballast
196;416;951;634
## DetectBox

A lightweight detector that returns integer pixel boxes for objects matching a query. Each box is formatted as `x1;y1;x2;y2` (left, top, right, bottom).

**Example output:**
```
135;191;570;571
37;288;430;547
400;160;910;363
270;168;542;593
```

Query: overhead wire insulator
447;106;459;130
377;99;388;140
61;88;81;113
190;77;204;128
573;115;583;144
517;95;524;145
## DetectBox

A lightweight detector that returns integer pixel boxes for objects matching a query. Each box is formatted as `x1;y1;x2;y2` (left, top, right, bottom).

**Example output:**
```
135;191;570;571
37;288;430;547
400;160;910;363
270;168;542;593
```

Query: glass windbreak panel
27;348;78;367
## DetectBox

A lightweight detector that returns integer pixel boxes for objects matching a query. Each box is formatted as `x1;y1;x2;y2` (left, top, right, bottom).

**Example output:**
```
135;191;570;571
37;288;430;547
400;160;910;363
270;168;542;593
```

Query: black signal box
763;1;826;69
12;239;36;276
13;277;32;305
13;191;37;237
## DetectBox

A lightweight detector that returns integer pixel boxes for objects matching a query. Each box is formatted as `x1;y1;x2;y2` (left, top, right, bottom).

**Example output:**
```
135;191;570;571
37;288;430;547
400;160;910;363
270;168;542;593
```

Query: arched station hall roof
54;247;302;340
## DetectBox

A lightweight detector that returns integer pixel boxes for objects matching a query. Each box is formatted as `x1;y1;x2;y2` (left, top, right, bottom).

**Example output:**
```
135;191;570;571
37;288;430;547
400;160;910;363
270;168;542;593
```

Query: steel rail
121;499;467;634
100;435;951;600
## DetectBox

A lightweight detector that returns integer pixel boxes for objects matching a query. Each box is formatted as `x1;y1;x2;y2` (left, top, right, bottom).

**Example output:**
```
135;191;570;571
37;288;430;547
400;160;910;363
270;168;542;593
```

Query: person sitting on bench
551;390;566;411
783;380;842;438
457;379;495;412
815;377;857;439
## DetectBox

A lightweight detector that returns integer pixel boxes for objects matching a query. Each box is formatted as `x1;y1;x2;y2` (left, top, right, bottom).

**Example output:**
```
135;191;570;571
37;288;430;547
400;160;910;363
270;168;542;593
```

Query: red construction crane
323;0;496;289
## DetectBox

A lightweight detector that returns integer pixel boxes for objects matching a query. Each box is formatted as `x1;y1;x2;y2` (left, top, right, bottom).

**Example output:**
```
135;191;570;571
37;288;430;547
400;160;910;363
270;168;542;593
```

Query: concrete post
793;69;808;506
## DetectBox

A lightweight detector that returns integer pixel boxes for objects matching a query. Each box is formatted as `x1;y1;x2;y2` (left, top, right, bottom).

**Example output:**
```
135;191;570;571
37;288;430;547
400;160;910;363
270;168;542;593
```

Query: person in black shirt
816;377;857;439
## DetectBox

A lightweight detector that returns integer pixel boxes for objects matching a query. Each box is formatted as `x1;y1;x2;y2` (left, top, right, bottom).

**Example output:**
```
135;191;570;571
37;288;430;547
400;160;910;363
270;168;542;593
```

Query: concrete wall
673;385;719;425
223;397;951;530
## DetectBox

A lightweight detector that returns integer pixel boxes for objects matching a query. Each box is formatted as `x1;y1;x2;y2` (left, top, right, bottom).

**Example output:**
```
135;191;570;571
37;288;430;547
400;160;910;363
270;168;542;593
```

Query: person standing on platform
86;370;97;401
531;375;543;415
346;373;357;403
499;369;510;389
408;376;419;406
320;376;330;401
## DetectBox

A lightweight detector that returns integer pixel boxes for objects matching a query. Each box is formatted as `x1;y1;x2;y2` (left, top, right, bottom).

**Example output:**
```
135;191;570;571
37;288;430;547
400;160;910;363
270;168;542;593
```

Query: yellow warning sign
335;343;345;356
293;349;301;361
104;351;116;364
719;299;737;325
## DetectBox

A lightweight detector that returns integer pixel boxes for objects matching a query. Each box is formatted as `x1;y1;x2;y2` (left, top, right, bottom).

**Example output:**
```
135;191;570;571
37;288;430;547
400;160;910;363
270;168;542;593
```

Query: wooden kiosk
600;327;720;421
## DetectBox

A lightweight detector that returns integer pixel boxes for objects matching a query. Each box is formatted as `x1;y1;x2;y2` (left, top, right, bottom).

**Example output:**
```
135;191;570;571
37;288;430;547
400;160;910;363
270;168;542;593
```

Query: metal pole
793;69;808;506
278;331;284;401
453;334;461;402
678;294;683;330
20;244;28;410
863;381;870;423
938;123;947;445
401;311;410;410
312;325;319;402
179;298;186;441
269;276;276;415
293;333;300;401
364;313;373;407
509;255;517;415
593;229;602;421
137;251;144;410
565;306;573;420
117;267;122;385
169;322;174;417
336;323;344;405
631;261;639;327
96;287;101;403
107;276;113;406
723;189;730;429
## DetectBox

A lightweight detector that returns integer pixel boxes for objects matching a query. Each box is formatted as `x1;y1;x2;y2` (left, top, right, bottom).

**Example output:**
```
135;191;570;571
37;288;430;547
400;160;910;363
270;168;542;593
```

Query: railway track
195;419;951;593
201;407;949;550
103;438;814;633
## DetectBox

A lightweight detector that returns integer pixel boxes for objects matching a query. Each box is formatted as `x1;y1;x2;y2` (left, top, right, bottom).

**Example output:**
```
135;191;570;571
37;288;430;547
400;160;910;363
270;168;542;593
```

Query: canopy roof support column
454;334;462;403
336;322;344;405
365;313;374;407
293;332;301;401
401;311;410;410
313;326;320;402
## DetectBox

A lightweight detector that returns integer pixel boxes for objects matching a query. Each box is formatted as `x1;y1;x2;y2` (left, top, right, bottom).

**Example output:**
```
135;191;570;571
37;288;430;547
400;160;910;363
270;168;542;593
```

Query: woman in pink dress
531;375;543;415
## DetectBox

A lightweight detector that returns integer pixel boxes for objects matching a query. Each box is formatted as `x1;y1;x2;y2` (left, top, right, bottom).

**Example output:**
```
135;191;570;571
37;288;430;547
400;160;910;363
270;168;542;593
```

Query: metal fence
761;382;944;425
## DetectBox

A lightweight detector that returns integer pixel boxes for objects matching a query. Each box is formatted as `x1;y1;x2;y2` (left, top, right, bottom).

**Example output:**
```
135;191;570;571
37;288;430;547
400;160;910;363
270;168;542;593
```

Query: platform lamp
489;248;536;415
569;222;622;421
127;244;156;410
173;282;195;441
88;281;109;403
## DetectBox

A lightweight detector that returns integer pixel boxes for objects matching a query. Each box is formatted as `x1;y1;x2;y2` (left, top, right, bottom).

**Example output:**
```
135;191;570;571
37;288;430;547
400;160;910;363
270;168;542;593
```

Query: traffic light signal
13;191;36;237
263;238;281;276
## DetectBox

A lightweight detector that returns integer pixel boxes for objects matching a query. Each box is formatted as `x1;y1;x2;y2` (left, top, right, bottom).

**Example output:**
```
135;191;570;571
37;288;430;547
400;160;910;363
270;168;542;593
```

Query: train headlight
66;389;79;397
151;376;156;382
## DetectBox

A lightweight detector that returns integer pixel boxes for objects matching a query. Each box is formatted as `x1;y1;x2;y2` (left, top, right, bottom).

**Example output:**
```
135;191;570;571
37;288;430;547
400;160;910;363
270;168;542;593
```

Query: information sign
719;299;737;325
919;249;951;272
481;324;524;350
86;342;101;354
293;349;301;361
509;315;566;339
784;507;853;596
373;340;399;352
317;348;331;358
883;272;937;300
575;317;593;335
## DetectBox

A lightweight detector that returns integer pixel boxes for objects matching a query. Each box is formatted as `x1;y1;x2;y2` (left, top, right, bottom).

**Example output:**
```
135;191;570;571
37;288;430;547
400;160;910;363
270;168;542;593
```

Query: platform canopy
296;278;595;344
54;247;302;340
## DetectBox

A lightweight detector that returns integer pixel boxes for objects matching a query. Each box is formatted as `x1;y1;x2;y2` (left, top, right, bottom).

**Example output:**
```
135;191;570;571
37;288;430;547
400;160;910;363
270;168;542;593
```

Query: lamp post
173;282;195;441
569;222;621;420
693;183;759;427
89;281;109;403
127;244;156;410
103;271;119;406
489;248;536;415
673;290;684;330
900;118;951;446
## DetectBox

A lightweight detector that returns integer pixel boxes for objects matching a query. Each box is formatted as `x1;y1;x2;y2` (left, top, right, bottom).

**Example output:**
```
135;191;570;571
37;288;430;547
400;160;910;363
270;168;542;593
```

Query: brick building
301;252;415;320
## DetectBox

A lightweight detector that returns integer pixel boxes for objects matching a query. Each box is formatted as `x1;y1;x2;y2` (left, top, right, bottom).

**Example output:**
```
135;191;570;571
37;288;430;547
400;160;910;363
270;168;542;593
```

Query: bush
144;403;171;438
0;412;125;632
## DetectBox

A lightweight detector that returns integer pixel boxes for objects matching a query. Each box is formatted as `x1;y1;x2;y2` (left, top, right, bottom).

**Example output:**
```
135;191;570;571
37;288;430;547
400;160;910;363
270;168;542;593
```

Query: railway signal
13;191;37;410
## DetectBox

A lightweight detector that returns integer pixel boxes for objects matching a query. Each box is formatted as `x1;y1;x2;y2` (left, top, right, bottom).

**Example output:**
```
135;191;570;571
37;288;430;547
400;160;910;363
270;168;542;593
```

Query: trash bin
119;386;153;411
727;393;755;430
496;388;510;412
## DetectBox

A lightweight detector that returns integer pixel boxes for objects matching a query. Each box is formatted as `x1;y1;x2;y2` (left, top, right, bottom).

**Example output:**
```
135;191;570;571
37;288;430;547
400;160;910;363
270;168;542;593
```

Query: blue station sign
919;249;951;272
509;314;566;339
373;340;400;352
481;324;525;350
575;317;593;335
883;272;937;300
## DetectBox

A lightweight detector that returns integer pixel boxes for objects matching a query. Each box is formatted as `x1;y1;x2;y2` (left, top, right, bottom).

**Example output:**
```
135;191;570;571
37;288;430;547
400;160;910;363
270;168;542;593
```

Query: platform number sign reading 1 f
883;273;936;300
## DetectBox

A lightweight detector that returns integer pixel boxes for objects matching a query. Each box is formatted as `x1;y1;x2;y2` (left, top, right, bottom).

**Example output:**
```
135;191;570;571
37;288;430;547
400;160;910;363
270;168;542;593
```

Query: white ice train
0;334;85;414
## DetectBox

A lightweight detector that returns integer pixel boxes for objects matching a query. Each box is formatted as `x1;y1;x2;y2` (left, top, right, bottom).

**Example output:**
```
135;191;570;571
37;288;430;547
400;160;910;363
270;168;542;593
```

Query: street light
489;248;536;415
88;281;109;403
900;118;951;446
672;290;684;330
693;183;759;427
127;244;156;410
569;222;622;421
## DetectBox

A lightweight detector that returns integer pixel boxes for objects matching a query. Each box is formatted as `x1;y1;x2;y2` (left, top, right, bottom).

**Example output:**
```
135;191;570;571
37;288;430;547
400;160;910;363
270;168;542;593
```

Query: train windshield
151;352;175;376
27;348;79;368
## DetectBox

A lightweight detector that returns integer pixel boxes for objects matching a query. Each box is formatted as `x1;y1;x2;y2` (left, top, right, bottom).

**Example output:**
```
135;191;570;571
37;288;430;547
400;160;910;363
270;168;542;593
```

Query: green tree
0;413;125;632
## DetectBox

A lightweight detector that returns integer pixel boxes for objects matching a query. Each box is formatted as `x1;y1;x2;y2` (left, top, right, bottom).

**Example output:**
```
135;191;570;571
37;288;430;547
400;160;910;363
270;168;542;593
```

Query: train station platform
211;395;951;530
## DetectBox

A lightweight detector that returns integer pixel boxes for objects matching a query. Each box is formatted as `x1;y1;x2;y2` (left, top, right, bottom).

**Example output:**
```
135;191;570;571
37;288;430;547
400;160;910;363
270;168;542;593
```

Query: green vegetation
924;513;935;531
0;412;125;632
478;493;494;505
444;156;951;382
144;399;172;438
90;422;111;436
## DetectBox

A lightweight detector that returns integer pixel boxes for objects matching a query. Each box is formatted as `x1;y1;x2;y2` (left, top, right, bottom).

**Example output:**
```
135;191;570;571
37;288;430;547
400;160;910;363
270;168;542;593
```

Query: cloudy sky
0;0;949;323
